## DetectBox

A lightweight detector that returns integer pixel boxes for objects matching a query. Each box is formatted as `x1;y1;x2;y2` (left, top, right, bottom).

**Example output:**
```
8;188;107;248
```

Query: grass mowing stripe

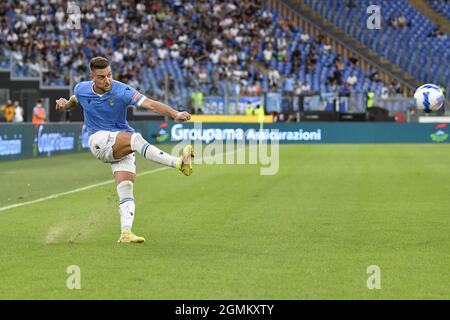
0;167;170;213
0;149;237;213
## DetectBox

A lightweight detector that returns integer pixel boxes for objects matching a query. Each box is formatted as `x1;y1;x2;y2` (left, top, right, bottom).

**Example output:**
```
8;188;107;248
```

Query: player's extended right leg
115;179;145;244
130;133;193;176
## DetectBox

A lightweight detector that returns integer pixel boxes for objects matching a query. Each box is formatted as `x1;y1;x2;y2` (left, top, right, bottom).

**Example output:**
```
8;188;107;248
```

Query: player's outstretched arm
140;98;191;122
55;95;80;111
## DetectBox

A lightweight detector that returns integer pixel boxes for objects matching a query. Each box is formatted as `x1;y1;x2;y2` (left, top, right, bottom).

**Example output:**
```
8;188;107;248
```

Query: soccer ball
414;84;445;113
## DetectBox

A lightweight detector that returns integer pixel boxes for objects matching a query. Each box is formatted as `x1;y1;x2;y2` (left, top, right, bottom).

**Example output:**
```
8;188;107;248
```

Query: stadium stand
0;0;407;109
1;0;448;116
428;0;450;20
302;0;450;96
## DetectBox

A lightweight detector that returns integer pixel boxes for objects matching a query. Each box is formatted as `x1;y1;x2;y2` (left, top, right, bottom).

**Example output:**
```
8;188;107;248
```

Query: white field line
0;147;244;213
0;167;169;213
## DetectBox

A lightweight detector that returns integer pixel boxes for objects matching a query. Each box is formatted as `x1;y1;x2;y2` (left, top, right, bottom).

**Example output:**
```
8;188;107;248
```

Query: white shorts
88;131;136;175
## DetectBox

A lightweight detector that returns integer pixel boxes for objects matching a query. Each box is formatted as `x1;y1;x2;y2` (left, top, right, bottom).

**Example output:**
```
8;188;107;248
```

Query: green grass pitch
1;144;450;299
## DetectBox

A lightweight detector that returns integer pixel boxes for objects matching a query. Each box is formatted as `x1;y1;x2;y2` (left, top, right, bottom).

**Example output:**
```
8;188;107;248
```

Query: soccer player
55;56;193;244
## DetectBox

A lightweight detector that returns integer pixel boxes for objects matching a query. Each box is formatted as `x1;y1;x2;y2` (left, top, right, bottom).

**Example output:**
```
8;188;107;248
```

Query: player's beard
103;83;111;92
94;83;111;94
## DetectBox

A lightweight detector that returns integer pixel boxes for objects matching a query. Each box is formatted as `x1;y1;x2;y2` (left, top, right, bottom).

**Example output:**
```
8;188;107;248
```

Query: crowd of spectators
1;1;265;91
0;99;24;123
390;13;410;28
0;0;411;112
429;25;448;39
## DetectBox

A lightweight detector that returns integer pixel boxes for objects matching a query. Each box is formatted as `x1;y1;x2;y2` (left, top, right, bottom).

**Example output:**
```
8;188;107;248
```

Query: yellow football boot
117;231;145;243
176;145;194;176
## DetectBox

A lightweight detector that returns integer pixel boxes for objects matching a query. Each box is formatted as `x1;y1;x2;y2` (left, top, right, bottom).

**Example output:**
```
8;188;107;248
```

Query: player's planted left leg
116;180;145;243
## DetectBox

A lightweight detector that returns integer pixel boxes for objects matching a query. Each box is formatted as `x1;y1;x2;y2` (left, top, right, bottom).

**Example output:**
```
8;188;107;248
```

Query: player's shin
130;133;177;168
117;180;135;232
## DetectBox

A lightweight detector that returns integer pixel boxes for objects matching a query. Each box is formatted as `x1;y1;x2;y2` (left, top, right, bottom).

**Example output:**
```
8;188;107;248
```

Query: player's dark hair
90;57;110;71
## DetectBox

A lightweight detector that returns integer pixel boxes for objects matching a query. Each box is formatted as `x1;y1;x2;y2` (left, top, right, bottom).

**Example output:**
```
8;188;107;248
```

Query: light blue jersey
74;80;146;136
